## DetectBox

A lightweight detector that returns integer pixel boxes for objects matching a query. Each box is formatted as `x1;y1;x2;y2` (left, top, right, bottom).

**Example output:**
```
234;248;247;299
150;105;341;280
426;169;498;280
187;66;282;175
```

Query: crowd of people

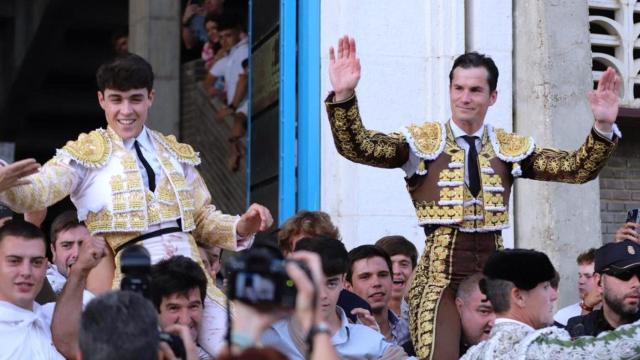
0;26;639;360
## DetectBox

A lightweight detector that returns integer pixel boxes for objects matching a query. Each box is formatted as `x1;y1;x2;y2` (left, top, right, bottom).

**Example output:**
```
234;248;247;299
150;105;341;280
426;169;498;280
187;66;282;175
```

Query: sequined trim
150;130;201;166
401;122;447;160
488;125;535;162
57;129;112;168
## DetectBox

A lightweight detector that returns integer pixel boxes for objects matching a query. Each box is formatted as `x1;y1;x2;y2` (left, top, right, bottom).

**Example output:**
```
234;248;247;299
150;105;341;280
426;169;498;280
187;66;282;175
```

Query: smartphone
626;208;640;224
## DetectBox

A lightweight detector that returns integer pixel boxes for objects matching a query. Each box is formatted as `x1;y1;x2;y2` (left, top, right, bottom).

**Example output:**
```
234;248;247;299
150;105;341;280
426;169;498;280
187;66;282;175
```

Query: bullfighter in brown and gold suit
325;36;621;359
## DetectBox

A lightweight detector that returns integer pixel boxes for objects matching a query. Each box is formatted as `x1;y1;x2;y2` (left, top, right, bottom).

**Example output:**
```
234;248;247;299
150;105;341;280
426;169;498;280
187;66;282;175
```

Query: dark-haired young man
0;220;64;359
150;255;215;359
326;35;621;359
345;245;412;353
262;237;415;359
0;53;273;356
375;235;418;321
553;248;599;326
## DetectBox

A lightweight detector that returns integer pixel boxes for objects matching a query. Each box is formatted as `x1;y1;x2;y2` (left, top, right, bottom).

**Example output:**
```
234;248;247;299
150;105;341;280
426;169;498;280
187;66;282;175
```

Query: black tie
462;136;480;197
134;140;156;192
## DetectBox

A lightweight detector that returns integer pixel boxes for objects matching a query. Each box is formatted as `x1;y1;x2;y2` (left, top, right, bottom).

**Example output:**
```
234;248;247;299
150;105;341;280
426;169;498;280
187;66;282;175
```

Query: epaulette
400;121;447;160
151;131;201;166
487;125;535;162
57;129;112;168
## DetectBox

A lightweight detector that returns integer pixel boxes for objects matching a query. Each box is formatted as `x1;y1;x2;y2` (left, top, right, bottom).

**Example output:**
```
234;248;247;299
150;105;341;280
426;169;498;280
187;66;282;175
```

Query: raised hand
0;158;40;192
329;35;361;101
236;203;274;237
589;67;621;133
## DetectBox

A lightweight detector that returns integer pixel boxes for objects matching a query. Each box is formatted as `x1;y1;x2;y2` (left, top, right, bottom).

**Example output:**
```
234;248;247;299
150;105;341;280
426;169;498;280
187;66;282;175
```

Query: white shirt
123;127;161;191
553;302;581;326
449;120;484;187
210;38;249;105
0;301;64;360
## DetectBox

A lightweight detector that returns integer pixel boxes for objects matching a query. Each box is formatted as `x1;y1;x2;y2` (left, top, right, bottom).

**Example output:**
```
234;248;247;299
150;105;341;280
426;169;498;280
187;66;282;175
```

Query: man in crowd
553;248;599;326
566;240;640;337
262;236;414;359
455;273;495;355
79;291;197;360
46;210;94;297
346;245;412;351
150;255;219;358
461;249;640;360
0;53;272;356
0;220;63;359
375;235;418;322
326;35;620;358
277;211;370;322
196;240;223;285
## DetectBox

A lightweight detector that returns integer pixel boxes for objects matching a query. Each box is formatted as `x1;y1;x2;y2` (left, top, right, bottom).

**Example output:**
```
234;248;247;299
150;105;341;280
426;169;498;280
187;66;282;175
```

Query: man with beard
462;249;640;360
566;240;640;337
455;273;495;355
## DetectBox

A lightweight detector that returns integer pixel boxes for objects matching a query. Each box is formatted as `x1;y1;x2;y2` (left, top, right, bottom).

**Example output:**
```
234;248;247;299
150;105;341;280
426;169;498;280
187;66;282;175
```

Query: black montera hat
594;240;640;273
483;249;556;290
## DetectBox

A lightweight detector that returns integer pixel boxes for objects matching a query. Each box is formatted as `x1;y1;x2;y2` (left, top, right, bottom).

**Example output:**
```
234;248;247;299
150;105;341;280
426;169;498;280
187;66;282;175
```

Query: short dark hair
277;211;341;253
0;220;45;245
449;52;499;92
150;256;207;311
79;291;159;360
50;210;82;246
375;235;418;268
346;245;392;283
204;12;221;26
577;248;597;265
480;278;514;314
217;12;243;32
294;236;348;277
96;53;154;92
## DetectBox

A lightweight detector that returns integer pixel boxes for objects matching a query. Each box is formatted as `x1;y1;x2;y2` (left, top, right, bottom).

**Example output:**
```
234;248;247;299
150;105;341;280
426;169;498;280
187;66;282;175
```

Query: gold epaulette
58;129;112;168
402;121;447;160
488;125;535;162
151;131;201;166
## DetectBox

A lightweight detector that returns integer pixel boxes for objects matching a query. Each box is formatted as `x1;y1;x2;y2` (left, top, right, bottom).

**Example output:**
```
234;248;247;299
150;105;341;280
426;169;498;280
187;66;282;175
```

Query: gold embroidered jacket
325;93;618;232
0;127;238;250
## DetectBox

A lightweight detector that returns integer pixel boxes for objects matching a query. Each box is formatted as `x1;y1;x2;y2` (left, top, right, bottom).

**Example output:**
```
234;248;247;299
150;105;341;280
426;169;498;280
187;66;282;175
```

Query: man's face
219;28;241;50
523;281;558;329
601;272;640;321
578;262;597;299
347;256;392;314
197;246;222;280
98;88;154;140
205;20;219;43
390;254;414;301
51;225;90;277
449;66;497;129
158;288;203;341
456;285;495;345
114;36;128;55
0;236;47;310
319;274;344;322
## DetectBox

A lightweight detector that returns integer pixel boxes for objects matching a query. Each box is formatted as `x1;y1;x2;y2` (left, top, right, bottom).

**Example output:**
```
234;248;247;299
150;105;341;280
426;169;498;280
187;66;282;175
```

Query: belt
113;226;182;254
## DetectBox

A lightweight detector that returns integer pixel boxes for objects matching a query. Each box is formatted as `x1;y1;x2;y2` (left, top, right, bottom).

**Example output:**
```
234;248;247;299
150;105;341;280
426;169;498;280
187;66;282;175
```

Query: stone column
129;0;181;136
514;0;600;308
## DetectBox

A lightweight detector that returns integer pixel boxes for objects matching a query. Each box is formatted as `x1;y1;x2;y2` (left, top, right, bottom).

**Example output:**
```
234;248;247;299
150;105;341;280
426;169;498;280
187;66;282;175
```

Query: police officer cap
483;249;556;290
594;240;640;274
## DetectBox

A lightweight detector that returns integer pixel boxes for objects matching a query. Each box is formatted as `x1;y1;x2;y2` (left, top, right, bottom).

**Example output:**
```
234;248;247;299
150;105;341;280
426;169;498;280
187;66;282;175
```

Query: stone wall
599;119;640;242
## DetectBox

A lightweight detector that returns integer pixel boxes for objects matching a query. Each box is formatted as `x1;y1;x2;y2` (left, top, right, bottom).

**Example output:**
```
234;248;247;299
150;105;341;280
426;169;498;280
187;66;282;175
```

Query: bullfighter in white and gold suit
0;54;273;357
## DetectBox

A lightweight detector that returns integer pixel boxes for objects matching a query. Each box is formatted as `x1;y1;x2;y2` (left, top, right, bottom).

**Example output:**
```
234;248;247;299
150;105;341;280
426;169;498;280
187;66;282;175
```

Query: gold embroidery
406;122;444;156
439;169;463;182
494;128;533;158
86;208;114;234
150;131;201;165
61;129;111;168
110;175;125;193
121;154;137;171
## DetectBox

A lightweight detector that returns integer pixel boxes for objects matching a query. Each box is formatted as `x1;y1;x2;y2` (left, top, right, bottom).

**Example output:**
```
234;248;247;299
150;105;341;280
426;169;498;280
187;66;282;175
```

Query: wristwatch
306;321;331;344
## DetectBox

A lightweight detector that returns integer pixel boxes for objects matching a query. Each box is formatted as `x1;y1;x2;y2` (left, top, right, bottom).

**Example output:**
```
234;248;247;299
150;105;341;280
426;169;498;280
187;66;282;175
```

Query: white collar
449;119;484;139
123;127;153;151
494;317;535;332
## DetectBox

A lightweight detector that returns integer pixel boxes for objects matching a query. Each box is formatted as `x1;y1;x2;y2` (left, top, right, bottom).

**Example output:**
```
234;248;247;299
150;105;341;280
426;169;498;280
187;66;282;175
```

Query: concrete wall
514;0;600;308
129;0;181;136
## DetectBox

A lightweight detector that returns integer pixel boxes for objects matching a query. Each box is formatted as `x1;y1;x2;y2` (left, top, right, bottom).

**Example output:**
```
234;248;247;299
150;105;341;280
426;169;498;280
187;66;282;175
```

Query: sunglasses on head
603;268;640;281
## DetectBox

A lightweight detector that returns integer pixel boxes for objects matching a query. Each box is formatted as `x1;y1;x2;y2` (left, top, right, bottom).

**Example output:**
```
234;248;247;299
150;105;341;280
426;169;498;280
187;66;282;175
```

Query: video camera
120;245;185;359
225;244;311;310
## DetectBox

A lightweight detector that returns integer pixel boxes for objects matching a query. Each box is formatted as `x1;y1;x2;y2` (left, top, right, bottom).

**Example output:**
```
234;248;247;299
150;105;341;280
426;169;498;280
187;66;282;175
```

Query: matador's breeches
408;226;503;359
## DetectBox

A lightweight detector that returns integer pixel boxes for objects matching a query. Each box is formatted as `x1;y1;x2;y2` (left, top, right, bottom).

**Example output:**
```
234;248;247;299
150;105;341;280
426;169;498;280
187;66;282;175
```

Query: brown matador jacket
324;92;618;359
